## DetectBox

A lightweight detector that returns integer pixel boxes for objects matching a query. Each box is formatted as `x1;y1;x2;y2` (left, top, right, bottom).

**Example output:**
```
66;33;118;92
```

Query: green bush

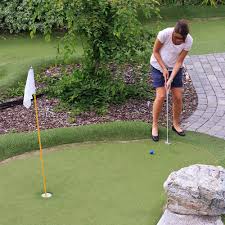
28;0;158;113
0;0;65;33
201;0;225;6
159;0;199;5
29;0;159;63
159;0;224;5
46;63;152;114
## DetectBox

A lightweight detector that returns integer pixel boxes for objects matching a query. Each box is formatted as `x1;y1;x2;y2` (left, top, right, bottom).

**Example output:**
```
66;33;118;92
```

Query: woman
150;19;193;142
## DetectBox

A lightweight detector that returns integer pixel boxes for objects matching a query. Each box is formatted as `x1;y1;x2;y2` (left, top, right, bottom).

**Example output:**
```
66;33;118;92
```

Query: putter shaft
166;89;170;144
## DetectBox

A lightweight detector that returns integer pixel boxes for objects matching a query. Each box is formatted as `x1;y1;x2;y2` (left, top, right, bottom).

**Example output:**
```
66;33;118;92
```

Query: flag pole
24;67;52;198
33;94;48;195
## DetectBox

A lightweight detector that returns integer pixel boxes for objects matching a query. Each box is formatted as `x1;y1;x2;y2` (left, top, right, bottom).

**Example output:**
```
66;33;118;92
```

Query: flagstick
33;94;49;197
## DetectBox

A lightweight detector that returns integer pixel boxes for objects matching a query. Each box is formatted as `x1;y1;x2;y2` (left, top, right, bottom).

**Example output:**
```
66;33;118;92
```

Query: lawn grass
0;129;223;225
189;18;225;55
0;34;83;96
158;5;225;21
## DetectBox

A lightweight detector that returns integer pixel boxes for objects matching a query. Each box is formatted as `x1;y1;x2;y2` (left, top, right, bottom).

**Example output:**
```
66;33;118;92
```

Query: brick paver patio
182;53;225;140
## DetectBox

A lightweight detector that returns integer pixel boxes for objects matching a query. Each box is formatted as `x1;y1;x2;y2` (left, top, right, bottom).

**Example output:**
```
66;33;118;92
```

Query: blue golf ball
149;150;155;155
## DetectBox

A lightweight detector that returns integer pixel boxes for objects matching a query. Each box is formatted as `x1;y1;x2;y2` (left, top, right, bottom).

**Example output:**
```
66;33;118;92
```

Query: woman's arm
166;50;188;89
153;39;169;80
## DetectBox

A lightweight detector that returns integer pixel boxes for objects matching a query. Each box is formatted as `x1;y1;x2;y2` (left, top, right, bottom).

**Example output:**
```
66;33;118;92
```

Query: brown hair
174;19;189;40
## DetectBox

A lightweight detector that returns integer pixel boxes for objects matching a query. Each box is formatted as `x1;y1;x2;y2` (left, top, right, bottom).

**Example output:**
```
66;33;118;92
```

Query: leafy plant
46;63;152;114
6;81;25;97
159;0;224;5
28;0;159;112
29;0;159;65
0;0;65;33
201;0;223;6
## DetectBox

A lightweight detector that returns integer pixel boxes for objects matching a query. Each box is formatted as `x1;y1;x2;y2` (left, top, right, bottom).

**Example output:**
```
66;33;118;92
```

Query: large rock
157;209;224;225
164;164;225;216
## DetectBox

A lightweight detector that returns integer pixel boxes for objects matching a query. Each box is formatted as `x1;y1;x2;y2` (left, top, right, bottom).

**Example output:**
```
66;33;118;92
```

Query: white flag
23;67;36;108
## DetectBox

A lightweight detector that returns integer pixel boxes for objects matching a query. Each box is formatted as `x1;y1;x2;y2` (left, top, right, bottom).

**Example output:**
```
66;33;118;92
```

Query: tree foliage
29;0;160;65
0;0;223;34
159;0;224;5
28;0;160;113
0;0;64;33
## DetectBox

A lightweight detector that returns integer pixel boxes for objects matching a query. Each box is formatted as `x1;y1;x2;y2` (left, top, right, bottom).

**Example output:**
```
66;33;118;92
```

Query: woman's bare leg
171;87;184;132
152;87;166;136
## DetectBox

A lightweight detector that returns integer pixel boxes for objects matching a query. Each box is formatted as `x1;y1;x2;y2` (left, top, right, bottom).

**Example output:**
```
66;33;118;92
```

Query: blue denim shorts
151;66;183;88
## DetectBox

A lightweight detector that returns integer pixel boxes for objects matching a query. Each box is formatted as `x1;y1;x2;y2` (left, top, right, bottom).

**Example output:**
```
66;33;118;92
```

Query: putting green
0;139;220;225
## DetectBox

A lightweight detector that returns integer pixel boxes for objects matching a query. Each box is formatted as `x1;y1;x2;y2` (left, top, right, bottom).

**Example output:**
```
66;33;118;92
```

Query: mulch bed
0;66;197;135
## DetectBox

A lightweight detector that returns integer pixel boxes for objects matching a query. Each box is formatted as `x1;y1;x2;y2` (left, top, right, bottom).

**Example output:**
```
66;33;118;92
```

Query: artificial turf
0;137;220;225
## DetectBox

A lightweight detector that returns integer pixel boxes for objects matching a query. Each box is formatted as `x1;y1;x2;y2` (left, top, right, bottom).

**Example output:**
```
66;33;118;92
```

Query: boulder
157;209;223;225
164;164;225;216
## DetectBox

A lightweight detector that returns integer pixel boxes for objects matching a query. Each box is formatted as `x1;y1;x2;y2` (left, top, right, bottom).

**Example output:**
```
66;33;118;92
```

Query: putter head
165;141;171;145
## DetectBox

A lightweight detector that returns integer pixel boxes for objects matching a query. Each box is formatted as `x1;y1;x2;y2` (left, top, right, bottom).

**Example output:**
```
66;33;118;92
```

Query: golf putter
165;86;171;145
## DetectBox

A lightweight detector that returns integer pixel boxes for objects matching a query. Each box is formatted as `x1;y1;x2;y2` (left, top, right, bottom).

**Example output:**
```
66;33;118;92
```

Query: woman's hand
166;78;173;91
162;68;169;81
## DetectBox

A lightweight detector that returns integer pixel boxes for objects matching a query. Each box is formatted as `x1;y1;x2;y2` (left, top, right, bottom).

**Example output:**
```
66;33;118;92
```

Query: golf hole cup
41;192;53;198
149;150;155;155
